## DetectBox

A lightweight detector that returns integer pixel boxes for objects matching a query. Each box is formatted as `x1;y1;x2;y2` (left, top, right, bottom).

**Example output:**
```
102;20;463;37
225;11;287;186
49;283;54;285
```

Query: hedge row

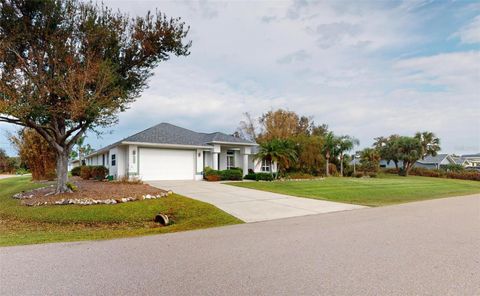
382;167;480;181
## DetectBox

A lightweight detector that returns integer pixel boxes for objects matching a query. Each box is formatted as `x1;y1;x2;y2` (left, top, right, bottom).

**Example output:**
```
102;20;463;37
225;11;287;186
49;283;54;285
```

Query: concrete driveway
148;180;365;222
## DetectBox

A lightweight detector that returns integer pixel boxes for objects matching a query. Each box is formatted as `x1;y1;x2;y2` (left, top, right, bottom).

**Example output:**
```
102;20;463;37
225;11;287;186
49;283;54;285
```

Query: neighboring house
84;123;276;180
414;154;456;169
451;156;472;168
379;159;402;169
67;159;81;171
461;153;480;168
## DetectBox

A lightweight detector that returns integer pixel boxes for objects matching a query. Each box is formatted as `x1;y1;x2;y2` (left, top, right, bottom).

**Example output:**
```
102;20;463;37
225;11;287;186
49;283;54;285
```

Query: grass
227;174;480;207
0;177;242;247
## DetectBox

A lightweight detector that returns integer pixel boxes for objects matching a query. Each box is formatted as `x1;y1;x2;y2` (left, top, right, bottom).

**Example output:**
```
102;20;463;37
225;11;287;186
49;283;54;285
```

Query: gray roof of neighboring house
416;154;449;164
452;157;469;164
88;123;255;157
461;153;480;158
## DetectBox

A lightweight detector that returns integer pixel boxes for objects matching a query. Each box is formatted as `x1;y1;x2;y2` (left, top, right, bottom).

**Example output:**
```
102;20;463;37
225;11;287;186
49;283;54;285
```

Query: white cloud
1;0;478;155
453;15;480;44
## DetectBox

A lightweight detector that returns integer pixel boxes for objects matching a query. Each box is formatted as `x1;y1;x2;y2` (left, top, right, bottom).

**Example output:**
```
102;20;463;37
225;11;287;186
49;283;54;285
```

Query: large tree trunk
55;149;71;193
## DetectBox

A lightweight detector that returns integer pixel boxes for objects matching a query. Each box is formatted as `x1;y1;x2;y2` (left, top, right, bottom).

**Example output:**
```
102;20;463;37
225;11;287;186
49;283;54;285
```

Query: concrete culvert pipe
154;213;169;225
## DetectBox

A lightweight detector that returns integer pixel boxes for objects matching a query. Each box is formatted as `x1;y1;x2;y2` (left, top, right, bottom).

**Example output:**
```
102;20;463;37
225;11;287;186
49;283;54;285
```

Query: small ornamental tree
0;0;191;192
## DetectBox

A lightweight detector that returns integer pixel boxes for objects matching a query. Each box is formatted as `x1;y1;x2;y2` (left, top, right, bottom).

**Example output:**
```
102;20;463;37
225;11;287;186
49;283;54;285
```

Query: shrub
205;174;222;181
368;172;377;178
91;166;109;180
116;175;143;184
204;166;243;181
382;168;399;174
446;170;480;181
406;167;480;181
328;163;338;176
441;164;464;172
66;182;78;192
15;167;29;175
80;166;92;180
410;167;444;178
204;166;221;181
220;169;243;181
244;173;257;180
71;166;81;176
354;172;364;178
256;173;274;181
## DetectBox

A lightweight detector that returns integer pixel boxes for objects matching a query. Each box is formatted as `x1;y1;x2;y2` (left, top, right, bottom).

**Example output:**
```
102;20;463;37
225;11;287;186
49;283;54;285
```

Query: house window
227;150;235;169
111;154;116;166
261;159;270;172
102;154;105;166
132;150;136;164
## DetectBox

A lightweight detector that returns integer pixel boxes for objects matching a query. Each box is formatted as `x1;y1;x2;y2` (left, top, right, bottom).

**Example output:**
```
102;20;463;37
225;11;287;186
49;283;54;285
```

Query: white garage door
139;148;195;180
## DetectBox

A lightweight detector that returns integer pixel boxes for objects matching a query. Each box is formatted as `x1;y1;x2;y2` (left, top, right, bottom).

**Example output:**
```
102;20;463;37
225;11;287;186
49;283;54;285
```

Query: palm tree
337;135;359;176
414;131;441;159
373;136;388;149
255;139;297;179
359;148;381;173
322;132;339;176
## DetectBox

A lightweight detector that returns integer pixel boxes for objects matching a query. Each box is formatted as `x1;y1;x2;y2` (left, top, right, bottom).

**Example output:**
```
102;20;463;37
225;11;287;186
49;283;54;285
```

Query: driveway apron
148;180;365;222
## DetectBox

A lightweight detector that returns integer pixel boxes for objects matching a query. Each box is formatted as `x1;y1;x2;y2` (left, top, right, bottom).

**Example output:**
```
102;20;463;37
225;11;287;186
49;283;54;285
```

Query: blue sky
1;0;479;155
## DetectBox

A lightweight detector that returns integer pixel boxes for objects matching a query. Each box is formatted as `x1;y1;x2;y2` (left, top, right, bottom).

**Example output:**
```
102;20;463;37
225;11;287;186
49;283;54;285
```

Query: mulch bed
14;177;171;206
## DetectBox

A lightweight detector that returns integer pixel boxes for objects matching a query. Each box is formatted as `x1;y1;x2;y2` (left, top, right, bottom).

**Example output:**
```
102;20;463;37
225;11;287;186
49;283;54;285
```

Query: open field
227;174;480;206
0;177;242;246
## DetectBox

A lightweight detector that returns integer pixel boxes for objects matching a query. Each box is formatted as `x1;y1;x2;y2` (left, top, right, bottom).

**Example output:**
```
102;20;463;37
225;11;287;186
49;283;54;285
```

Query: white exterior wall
204;151;212;168
127;145;138;177
118;146;127;178
108;146;126;179
195;149;204;180
108;147;118;177
219;148;227;170
234;150;241;167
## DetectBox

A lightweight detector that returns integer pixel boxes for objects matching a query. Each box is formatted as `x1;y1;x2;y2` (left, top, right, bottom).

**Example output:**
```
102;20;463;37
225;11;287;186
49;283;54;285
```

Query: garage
139;148;195;180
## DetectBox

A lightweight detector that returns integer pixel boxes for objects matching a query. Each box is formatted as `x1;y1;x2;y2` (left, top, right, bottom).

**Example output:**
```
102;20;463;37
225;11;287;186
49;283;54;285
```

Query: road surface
1;194;479;295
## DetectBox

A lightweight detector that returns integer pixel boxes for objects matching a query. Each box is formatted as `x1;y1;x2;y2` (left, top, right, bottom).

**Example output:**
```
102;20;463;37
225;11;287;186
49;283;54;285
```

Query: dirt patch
14;177;171;206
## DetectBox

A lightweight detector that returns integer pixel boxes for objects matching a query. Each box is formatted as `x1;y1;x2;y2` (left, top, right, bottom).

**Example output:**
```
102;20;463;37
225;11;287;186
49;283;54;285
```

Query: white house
460;153;480;168
84;123;276;180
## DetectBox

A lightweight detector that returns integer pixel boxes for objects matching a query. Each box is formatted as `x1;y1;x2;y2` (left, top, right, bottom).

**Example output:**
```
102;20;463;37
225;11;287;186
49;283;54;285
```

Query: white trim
208;141;258;146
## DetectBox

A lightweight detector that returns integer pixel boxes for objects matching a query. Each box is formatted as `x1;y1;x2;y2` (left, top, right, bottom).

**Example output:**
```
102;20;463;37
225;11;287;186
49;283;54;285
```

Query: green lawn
0;177;242;246
227;174;480;207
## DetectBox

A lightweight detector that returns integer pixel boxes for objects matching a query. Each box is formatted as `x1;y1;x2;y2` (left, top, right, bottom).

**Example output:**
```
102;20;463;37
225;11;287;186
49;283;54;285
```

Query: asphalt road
1;194;479;295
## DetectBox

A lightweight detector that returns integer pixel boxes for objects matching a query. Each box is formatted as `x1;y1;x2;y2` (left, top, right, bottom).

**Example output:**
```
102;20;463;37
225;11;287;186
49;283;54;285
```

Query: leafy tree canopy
0;0;191;192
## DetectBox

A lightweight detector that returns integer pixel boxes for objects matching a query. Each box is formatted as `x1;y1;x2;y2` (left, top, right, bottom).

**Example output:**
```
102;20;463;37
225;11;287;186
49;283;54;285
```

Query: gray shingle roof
87;123;255;157
122;123;255;146
417;154;449;164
